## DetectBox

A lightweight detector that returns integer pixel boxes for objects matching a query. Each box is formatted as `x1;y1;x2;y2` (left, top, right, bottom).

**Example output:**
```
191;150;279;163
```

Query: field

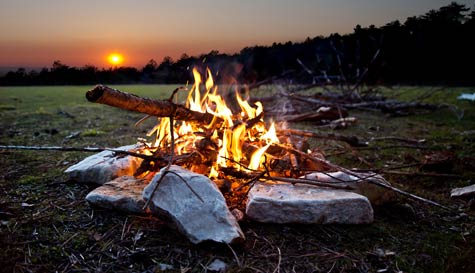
1;85;475;272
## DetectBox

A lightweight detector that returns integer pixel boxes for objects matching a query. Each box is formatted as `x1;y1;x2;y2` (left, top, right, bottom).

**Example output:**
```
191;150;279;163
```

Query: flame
262;122;279;144
248;143;271;170
147;67;279;179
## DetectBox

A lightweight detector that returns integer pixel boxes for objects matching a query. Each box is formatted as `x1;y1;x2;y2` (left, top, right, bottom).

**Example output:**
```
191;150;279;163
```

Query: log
86;85;216;124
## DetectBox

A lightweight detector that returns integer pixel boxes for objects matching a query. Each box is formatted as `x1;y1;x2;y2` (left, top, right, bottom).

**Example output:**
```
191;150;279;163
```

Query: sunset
1;0;472;68
107;53;124;66
1;1;475;272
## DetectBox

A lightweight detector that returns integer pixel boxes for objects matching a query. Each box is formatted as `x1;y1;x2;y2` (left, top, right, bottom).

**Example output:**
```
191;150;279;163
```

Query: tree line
1;2;474;86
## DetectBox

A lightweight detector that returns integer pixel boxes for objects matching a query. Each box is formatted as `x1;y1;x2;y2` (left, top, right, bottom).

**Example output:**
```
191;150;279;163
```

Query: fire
147;67;279;178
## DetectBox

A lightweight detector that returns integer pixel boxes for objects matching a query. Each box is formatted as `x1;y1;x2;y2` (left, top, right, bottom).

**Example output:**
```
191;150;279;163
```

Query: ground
0;85;474;273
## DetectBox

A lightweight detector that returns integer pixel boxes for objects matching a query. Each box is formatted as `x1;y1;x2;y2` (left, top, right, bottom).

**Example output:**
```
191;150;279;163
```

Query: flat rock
301;171;395;205
65;144;143;184
246;182;373;224
143;165;244;244
451;184;475;199
86;176;148;214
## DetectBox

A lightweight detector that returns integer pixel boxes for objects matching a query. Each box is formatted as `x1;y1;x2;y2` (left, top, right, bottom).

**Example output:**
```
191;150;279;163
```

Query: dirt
0;85;474;272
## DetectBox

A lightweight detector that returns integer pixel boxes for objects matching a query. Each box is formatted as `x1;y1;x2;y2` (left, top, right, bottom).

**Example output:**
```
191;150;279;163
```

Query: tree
142;59;158;74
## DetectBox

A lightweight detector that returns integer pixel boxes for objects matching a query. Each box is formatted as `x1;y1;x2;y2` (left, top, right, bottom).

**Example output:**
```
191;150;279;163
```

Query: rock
301;171;395;205
231;208;245;221
86;176;148;214
157;263;174;271
207;259;227;272
246;182;373;224
451;184;475;199
143;165;244;244
65;144;143;184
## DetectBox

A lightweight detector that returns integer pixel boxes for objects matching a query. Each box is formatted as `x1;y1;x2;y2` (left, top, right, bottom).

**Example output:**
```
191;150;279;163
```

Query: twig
275;143;453;211
134;115;152;127
0;145;153;160
262;176;354;190
382;170;462;179
166;171;204;202
0;145;196;166
278;128;367;147
120;217;128;240
350;48;381;93
356;144;430;150
61;232;79;247
273;246;281;273
226;243;242;268
369;136;426;144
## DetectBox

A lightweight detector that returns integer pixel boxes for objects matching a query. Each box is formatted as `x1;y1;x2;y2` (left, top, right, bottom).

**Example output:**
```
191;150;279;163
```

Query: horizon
1;0;472;69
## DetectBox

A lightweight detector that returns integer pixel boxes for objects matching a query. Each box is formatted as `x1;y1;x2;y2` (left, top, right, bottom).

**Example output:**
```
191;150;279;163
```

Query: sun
107;53;124;66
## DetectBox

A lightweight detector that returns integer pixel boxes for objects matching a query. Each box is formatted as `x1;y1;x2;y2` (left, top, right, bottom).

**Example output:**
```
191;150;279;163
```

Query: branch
278;128;368;147
0;145;193;164
274;143;453;211
86;85;217;124
0;145;151;159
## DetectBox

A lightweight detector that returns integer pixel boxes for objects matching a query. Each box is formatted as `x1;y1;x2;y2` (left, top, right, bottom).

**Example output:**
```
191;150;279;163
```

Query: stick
382;170;462;179
86;85;217;124
274;143;453;211
262;176;354;190
0;145;152;159
0;145;193;164
278;128;367;147
369;136;426;144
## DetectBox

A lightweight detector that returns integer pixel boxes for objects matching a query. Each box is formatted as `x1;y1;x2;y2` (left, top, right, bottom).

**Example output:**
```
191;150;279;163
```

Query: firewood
86;85;217;124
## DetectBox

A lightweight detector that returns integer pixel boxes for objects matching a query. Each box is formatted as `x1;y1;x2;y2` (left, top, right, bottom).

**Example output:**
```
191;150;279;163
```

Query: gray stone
231;208;245;222
207;259;227;272
65;145;143;184
86;176;147;214
143;165;244;244
301;171;395;205
451;184;475;199
246;182;373;224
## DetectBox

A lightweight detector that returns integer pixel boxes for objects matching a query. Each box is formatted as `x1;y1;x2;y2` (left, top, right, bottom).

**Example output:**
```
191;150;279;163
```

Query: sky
0;0;472;68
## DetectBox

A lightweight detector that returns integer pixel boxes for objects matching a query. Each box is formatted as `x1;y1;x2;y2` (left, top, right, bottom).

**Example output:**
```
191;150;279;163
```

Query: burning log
86;85;217;124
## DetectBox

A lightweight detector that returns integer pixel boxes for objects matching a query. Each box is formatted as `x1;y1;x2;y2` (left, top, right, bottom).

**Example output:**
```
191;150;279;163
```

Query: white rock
246;182;373;224
65;145;143;184
207;259;227;272
458;93;475;101
451;184;475;199
143;165;244;244
86;176;147;214
157;263;174;271
301;171;395;205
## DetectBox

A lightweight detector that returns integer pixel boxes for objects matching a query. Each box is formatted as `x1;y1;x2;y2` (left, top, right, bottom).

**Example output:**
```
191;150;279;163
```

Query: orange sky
0;0;471;68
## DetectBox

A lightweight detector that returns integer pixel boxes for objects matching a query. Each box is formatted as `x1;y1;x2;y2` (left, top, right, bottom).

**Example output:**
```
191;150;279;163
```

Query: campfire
0;66;449;244
84;67;341;186
138;67;283;180
58;67;440;244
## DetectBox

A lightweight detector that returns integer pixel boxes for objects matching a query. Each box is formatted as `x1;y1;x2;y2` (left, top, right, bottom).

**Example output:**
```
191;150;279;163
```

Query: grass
1;84;475;272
